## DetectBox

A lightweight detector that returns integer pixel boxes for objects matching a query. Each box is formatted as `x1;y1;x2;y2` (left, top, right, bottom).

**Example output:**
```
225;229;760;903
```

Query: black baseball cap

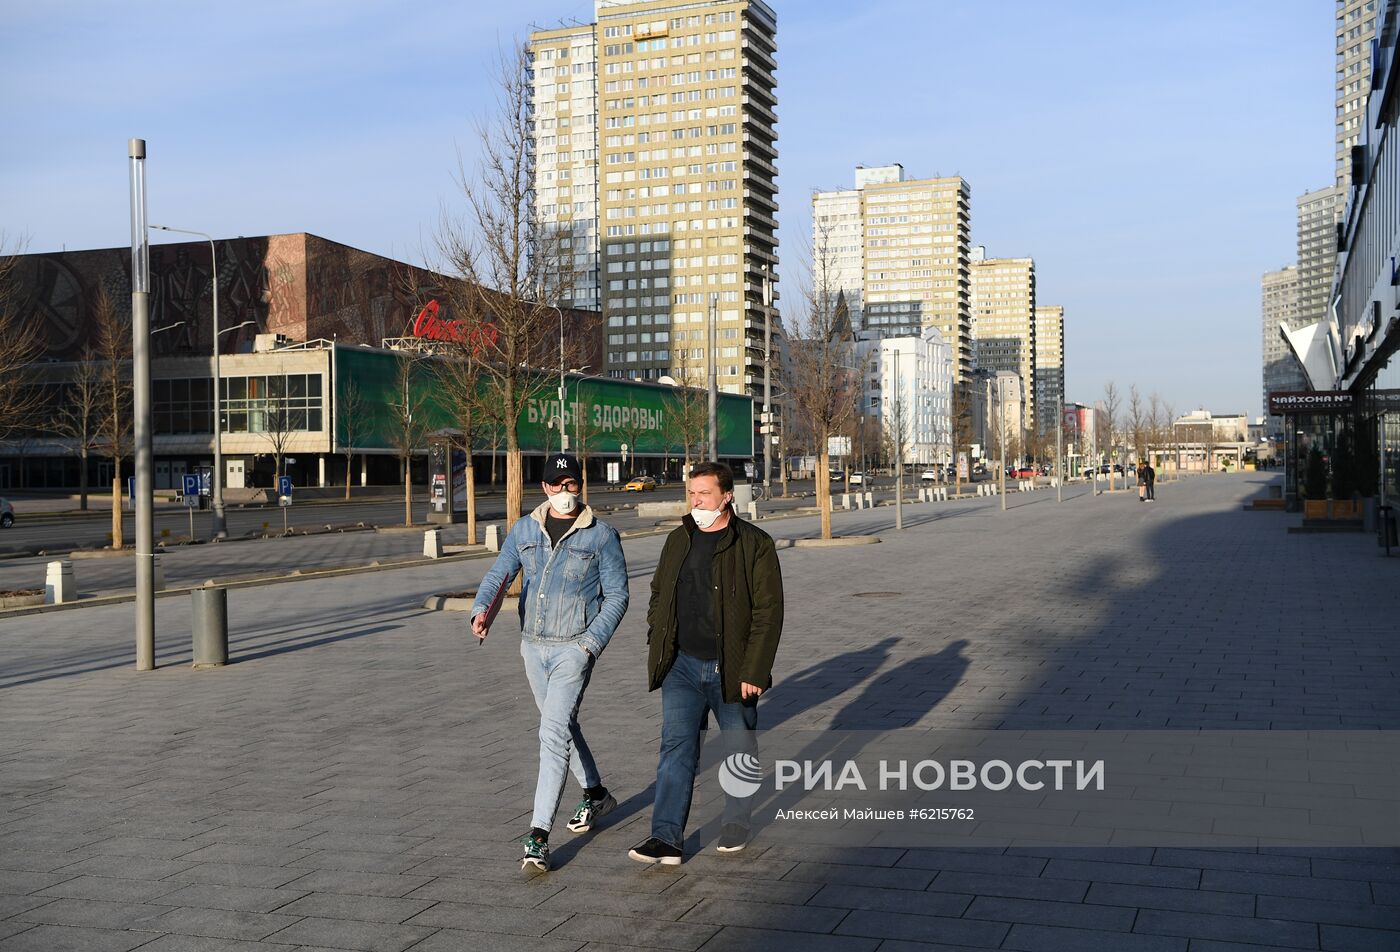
544;453;583;485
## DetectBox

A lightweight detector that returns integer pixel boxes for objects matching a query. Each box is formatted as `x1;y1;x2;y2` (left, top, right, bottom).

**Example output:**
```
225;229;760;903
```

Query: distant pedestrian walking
1144;462;1156;501
470;454;629;872
1138;463;1147;501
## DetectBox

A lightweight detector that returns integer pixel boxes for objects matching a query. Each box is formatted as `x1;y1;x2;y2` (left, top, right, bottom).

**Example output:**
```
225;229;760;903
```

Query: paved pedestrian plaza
2;475;1398;951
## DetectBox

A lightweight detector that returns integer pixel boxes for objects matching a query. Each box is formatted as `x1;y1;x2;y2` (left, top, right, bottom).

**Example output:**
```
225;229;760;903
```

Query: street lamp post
151;224;229;538
761;267;773;496
893;349;903;531
129;139;155;671
707;293;718;461
555;304;567;453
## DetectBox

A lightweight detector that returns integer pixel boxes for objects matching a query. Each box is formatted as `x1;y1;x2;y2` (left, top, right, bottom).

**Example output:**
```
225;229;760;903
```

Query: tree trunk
78;450;89;510
818;444;832;540
345;453;352;500
465;451;478;546
111;476;124;549
403;456;412;526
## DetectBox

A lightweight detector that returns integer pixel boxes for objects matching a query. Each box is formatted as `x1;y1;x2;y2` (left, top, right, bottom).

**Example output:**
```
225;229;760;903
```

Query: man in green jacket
628;462;784;865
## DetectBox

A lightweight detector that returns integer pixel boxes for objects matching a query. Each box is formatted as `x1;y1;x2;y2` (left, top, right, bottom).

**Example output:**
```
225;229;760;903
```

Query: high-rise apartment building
530;0;779;393
1336;1;1378;190
969;248;1037;429
1033;304;1064;433
812;165;973;385
1261;264;1304;426
1295;185;1342;331
529;24;601;312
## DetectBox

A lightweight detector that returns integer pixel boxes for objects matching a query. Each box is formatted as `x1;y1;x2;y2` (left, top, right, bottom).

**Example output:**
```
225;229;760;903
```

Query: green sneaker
566;792;618;833
520;833;550;871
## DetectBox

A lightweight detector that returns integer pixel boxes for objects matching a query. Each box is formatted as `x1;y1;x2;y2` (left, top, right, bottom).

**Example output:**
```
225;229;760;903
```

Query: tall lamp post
129;139;155;670
151;224;229;538
761;266;773;496
554;304;567;453
707;292;718;461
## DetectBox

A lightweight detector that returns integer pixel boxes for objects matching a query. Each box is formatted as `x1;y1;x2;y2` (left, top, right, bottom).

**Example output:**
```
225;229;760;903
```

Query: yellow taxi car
623;475;658;492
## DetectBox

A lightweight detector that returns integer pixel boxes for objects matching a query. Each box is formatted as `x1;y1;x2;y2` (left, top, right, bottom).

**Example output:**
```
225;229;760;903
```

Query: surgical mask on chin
691;505;723;529
548;490;579;514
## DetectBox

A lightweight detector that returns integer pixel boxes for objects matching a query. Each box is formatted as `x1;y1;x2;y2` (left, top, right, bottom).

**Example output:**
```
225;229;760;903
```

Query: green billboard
334;346;753;458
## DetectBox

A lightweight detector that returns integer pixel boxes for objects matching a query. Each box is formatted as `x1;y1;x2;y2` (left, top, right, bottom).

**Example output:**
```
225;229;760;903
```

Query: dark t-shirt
545;510;580;548
677;525;724;660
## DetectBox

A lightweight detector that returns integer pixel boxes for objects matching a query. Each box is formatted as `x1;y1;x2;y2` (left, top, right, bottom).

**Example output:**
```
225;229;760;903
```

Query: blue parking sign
278;476;293;500
182;474;200;497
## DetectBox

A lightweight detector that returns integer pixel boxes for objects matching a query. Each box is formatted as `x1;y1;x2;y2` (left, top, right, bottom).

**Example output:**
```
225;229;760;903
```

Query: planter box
1303;499;1363;521
1330;500;1361;521
1303;499;1330;520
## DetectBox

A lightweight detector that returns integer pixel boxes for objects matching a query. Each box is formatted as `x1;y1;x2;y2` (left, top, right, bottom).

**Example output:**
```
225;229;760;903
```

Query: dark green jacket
646;511;784;703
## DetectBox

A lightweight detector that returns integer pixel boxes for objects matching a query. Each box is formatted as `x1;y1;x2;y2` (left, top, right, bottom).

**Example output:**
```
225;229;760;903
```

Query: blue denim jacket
470;502;630;656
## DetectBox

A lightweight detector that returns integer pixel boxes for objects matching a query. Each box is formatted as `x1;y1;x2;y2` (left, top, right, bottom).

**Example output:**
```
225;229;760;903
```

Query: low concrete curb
782;535;881;548
422;592;520;614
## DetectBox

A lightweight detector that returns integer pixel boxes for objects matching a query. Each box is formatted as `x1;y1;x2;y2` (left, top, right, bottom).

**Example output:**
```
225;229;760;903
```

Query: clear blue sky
1;0;1333;416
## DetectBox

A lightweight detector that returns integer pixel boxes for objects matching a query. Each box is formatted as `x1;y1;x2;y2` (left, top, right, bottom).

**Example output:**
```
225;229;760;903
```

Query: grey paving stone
272;892;435;924
33;875;184;904
928;870;1088;903
131;906;304;941
281;870;435;899
1002;923;1187;952
163;863;311;889
0;924;153;951
695;927;880;952
678;896;846;932
807;882;971;917
0;869;72;895
405;930;585;952
1255;895;1400;930
402;876;562;909
1201;868;1373;902
1041;859;1200;889
1132;909;1317;948
1083;882;1252;917
404;900;571;936
14;897;158;929
835;909;1010;947
964;895;1136;932
1318;922;1400;950
51;856;195;882
543;912;719;950
150;882;309;913
263;917;438;952
782;862;935;891
131;937;300;952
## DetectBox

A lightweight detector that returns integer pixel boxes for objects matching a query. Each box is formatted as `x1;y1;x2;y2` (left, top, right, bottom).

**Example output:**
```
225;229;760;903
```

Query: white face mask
690;504;725;529
548;490;579;514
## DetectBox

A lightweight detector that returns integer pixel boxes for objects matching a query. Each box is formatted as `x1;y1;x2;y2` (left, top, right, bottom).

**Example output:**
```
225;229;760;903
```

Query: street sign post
278;476;292;533
183;474;199;538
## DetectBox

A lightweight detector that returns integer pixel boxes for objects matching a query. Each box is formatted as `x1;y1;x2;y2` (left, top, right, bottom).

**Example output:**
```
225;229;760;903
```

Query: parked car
1012;466;1037;479
848;471;866;486
919;468;940;482
0;498;12;529
623;475;657;492
828;470;846;481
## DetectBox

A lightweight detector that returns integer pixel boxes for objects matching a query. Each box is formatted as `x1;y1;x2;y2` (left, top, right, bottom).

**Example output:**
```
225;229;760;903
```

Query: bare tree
431;349;487;544
0;236;43;445
786;217;859;539
436;41;583;532
951;388;975;494
52;356;104;510
1127;384;1147;463
340;376;366;501
882;356;912;492
90;285;133;548
259;375;296;493
389;351;431;527
1101;380;1122;490
1161;400;1178;479
668;346;712;474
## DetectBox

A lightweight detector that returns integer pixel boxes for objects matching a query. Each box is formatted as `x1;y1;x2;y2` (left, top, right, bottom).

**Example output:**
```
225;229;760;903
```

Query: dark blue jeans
651;651;758;849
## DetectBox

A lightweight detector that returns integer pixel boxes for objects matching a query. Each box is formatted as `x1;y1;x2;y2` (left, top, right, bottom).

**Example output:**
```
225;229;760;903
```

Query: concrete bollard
841;493;851;510
153;555;165;593
423;528;443;559
191;587;229;669
854;494;864;510
746;502;758;520
864;491;874;508
484;525;501;553
44;560;75;604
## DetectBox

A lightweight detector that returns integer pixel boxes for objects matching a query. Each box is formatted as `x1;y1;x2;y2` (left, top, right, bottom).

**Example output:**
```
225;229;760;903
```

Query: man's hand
471;613;488;643
740;681;763;700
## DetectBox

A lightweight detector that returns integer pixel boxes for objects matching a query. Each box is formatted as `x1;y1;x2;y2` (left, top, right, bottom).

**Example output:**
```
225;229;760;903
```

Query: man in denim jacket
471;454;629;871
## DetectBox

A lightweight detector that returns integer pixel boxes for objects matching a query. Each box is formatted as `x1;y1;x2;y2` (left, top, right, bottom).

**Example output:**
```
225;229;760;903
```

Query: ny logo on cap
554;457;569;469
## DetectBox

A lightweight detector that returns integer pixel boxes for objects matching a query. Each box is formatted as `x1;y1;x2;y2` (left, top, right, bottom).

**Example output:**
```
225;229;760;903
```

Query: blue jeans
651;651;758;849
521;640;601;832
